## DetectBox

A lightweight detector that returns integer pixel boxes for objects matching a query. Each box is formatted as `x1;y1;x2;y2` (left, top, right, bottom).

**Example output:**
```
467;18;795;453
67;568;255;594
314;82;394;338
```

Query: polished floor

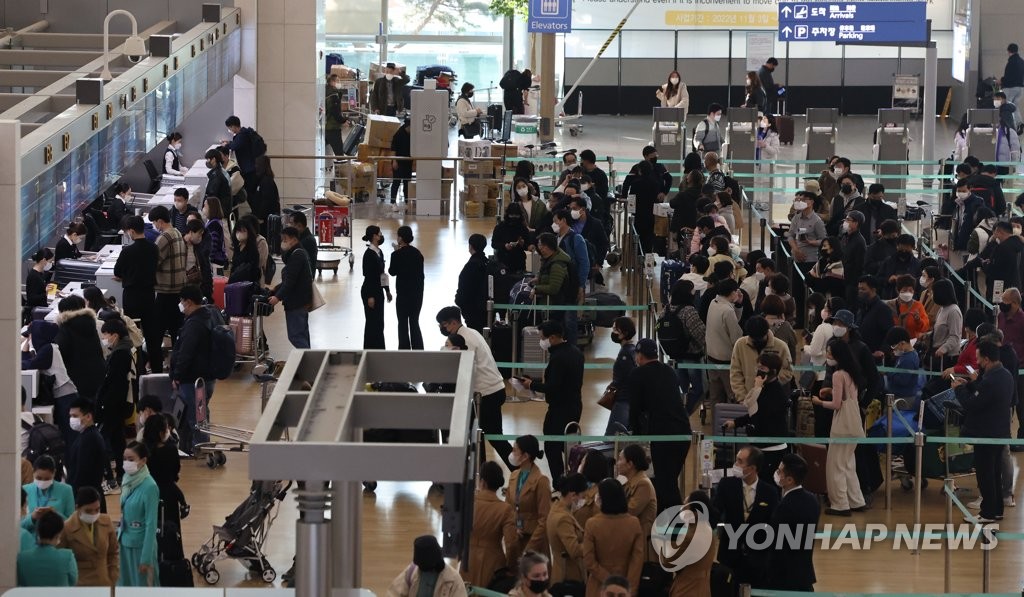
101;114;1024;594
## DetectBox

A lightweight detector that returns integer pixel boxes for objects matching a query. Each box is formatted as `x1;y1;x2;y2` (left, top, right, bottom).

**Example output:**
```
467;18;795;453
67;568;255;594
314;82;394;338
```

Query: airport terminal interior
5;0;1024;595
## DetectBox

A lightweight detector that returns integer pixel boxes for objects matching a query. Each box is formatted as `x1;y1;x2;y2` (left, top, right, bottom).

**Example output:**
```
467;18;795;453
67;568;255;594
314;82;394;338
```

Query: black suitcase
341;124;365;156
489;321;514;379
587;292;626;328
775;114;795;145
160;559;195;587
266;214;282;256
158;501;193;586
487;104;503;132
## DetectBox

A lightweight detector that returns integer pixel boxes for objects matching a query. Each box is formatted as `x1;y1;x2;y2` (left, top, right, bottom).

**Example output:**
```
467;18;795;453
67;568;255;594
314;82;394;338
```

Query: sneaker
1005;496;1016;507
102;480;121;496
968;515;998;523
825;508;852;517
967;498;982;509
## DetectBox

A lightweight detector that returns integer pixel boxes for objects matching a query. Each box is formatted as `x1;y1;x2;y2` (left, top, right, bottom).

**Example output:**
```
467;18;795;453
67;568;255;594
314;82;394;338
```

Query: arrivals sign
529;0;573;33
778;2;928;43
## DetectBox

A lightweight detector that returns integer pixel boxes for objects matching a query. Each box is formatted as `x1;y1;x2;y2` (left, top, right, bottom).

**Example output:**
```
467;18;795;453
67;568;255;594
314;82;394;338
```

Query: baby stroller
192;479;292;585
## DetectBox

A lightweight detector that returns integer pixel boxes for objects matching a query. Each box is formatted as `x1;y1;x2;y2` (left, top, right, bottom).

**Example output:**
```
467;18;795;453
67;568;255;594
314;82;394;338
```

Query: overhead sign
778;2;928;44
528;0;572;33
746;32;776;71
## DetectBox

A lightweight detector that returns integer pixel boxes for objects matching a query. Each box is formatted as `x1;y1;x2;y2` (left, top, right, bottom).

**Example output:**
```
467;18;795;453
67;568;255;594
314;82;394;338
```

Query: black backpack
206;307;237;380
560;258;580;305
656;306;690;361
245;127;268;158
22;417;65;475
499;69;520;91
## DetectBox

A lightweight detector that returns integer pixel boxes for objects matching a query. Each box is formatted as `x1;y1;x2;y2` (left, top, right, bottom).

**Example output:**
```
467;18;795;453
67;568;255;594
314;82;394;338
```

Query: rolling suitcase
659;259;685;306
489;320;515;379
213;276;228;310
224;281;254;317
587;292;626;327
565;421;623;474
520;324;547;379
266;214;282;256
775;114;795;145
230;316;255;356
340;123;365;156
795;443;828;495
487;104;504;134
712;403;749;469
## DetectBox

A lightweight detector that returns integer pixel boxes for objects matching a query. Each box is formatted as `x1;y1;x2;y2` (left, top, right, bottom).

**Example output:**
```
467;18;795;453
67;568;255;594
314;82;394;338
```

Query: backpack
499;69;520;91
22;417;65;474
656;306;690;361
206;307;237;380
245;127;268;158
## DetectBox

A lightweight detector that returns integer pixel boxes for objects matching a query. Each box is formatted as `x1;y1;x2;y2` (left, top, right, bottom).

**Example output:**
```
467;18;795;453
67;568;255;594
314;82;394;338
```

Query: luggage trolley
230;296;274;372
193;366;283;469
895;389;975;491
313;197;356;275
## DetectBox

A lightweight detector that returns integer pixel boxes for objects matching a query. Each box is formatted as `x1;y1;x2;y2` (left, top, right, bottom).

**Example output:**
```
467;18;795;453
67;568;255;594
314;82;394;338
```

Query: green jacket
21;482;75;532
17;544;78;586
534;250;571;304
118;475;160;567
325;85;347;131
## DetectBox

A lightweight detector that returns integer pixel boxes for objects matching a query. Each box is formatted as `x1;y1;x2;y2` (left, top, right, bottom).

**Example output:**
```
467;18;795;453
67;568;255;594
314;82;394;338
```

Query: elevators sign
529;0;572;33
315;205;350;244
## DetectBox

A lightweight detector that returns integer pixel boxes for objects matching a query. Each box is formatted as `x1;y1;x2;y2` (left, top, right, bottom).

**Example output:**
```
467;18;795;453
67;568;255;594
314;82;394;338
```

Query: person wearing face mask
815;155;841;203
712;446;779;589
117;441;160;587
980;222;1024;300
386;225;423;350
203;148;232;210
692;103;724;154
162;131;187;176
571;450;609;529
671;169;705;236
765;454;819;592
462;461;518;587
520;320;584;486
853;275;893;356
169;286;215;453
616;445;657;553
952;179;985;251
808;236;845;298
884;275;930;340
991;93;1023;171
853;184;896;247
756;113;780;162
141;412;188;562
826;173;865;238
324;74;349;155
455;82;484;138
506;551;553;597
513;177;547;232
926;279;964;372
569;198;607;279
729;315;794;402
546;473;588;590
664;281;706;414
60;487;118;587
621;146;672;254
743;71;769;115
706;280;744;404
17;509;78;587
969;164;1008;216
529;232;579;342
114;215;160;367
803;297;841;393
876;234;921;300
862;219;900;277
918;265;940;322
183;218;214;301
884;326;925;405
504;435;552;557
811;340;867;516
997;288;1024;447
626;339;691;510
22;455;75;534
169;188;199;236
360;225;392;347
839;211;867;305
656;70;690;115
55;222;87;262
492;202;532;273
107;182;131;229
268;226;315;349
66;397;110;513
227;217;262;285
455;233;488;334
148;206;188;369
371;62;411;116
22;319;80;452
25;248;53;309
819;310;879;430
604;316;638;433
726;350;790;473
582;478;644;597
55;293;105;411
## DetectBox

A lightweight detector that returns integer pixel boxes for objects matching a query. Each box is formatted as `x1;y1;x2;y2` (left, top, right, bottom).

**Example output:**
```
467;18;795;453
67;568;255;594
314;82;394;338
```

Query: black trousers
390;165;412;202
479;388;514;469
651;439;689;512
123;289;159;372
362;289;386;349
152;292;183;373
395;292;424;350
325;129;344;156
975;444;1004;519
101;420;126;480
544;405;582;488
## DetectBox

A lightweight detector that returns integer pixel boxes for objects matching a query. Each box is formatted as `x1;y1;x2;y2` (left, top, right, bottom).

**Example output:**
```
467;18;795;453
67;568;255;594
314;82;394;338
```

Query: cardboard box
466;183;490;202
491;142;519;159
464;200;483;218
330;64;359;80
463;159;494;179
365;114;402;149
487;183;501;199
458;139;491;159
484;198;499;217
357;143;394;162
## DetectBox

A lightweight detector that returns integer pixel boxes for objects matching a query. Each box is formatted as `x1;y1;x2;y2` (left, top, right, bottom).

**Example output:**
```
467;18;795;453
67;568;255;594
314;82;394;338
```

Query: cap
362;225;381;242
636;338;659;358
803;179;821;193
845;211;865;225
826;309;857;329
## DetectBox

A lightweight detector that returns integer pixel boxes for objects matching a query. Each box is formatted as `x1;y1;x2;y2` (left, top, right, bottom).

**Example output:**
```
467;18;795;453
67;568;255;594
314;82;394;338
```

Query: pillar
539;33;555;143
0;120;23;592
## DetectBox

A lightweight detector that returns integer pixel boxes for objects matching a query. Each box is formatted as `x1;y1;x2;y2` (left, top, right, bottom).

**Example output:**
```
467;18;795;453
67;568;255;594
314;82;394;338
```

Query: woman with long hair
656;70;690;116
582;479;643;597
744;71;768;115
456;82;483;138
227;217;262;285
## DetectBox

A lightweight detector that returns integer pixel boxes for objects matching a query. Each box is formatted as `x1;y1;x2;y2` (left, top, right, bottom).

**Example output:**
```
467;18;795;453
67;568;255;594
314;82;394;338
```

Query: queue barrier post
913;430;925;553
759;218;767;252
690;430;703;494
885;394;894;512
983;532;992;593
739;583;752;597
486;299;495;336
944;477;953;592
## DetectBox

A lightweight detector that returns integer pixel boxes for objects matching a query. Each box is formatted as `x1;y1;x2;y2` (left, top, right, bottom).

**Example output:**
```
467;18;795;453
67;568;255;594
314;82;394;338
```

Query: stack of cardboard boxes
458;139;504;218
336;115;402;197
406;167;455;215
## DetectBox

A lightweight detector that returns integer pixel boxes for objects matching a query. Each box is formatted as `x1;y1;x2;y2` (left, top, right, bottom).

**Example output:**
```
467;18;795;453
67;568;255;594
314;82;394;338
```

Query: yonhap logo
651;503;715;571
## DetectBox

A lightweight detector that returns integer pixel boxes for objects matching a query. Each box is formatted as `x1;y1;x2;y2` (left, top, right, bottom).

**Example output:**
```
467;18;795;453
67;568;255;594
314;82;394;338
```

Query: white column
251;0;323;202
0;120;23;592
233;0;258;128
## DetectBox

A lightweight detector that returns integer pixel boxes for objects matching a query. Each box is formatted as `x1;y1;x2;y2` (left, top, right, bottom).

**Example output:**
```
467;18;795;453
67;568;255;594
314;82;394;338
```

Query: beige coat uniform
582;513;644;597
623;472;657;559
668;525;717;597
546;500;585;583
387;564;468;597
60;511;119;586
505;463;551;561
571;484;599;529
463;490;517;587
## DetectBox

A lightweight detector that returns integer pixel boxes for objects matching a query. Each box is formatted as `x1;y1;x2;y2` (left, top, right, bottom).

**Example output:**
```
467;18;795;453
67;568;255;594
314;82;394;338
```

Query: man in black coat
170;286;214;453
855;275;895;355
579;149;609;200
55;297;106;402
203;148;232;210
767;453;820;592
981;222;1024;301
854;183;898;245
627;338;692;511
114;216;158;370
953;341;1014;522
388;225;425;350
270;227;314;349
222;115;260;180
290;211;319;276
970;165;1008;216
66;397;108;512
713;446;779;588
390;119;412;203
521;320;584;487
863;219;899;276
840;211;867;306
877;234;921;299
455;234;489;333
622;146;673;254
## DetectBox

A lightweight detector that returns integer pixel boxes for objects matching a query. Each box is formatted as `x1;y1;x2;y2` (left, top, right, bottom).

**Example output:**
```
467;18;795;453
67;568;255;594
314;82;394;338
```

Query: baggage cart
192;367;282;469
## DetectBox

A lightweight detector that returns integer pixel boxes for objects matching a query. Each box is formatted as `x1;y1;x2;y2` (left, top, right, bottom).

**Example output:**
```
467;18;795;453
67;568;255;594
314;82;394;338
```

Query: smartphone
966;365;976;375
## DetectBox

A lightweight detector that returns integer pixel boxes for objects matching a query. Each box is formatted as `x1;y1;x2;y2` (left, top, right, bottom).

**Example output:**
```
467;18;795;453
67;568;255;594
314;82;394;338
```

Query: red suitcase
213;276;228;310
795;443;828;496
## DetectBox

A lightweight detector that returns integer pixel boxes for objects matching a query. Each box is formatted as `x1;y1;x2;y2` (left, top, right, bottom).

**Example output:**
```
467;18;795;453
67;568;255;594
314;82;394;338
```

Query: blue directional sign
528;0;572;33
779;2;927;44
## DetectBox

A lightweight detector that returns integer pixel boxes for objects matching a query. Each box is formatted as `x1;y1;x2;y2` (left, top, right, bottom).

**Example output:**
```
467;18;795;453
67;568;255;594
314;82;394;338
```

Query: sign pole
923;37;937;165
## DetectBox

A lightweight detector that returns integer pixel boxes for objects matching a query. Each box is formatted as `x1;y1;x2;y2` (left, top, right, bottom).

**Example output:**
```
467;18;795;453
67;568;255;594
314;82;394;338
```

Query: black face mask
648;157;658;165
467;91;474;98
1000;302;1012;313
858;291;872;304
841;184;854;195
897;249;911;259
439;324;449;337
751;337;768;352
611;331;622;344
528;579;550;594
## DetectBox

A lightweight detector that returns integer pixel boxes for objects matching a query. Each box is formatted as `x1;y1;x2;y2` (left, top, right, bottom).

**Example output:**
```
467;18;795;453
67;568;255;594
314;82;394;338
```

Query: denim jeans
605;400;630;434
677;360;705;414
177;378;217;452
285;308;311;349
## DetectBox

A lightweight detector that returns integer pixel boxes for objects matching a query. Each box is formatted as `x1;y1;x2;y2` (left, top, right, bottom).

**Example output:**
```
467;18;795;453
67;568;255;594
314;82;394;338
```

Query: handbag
308;283;326;312
185;264;202;286
461;119;482;138
597;384;617;410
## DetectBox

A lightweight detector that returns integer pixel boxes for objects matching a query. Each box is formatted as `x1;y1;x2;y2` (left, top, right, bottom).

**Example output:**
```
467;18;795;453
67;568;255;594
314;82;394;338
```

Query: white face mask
123;460;140;475
832;327;846;338
516;187;528;197
956;191;970;200
919;276;928;287
793;201;808;212
841;222;851;234
707;247;717;256
1015;226;1023;236
79;511;100;525
178;302;186;314
573;498;586;511
773;470;783;487
581;184;591;192
728;465;744;478
994;99;1004;108
669;77;680;85
713;114;722;122
832;168;844;179
35;479;53;491
173;142;182;151
821;309;830;321
551;223;560;233
385;73;395;81
571;209;582;220
539;338;551;351
138;413;147;426
509;452;522;467
825;357;838;366
754;271;765;282
333;82;343;89
101;338;111;348
899;291;915;303
43;262;53;272
70;416;83;432
808;308;815;319
764;287;773;296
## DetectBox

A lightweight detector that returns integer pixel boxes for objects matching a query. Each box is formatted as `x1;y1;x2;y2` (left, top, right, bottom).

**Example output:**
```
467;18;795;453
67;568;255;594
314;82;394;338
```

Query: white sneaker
966;498;982;509
1005;496;1016;507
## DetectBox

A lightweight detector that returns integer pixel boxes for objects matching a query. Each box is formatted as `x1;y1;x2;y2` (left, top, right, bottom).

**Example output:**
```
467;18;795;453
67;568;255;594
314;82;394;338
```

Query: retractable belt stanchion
885;394;894;512
759;218;767;252
944;477;953;592
913;430;925;552
690;430;703;495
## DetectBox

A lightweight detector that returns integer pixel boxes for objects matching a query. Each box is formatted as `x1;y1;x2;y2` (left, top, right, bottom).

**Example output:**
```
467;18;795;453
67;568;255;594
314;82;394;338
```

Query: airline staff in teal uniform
117;441;161;587
21;454;75;533
19;488;34;553
17;510;78;586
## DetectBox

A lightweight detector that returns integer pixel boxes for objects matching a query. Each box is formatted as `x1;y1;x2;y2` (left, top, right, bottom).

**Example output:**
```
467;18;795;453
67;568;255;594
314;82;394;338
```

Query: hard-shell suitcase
340;123;365;156
795;395;815;438
795;443;828;495
225;281;254;317
775;114;795;145
487;104;504;133
713;403;749;469
520;325;547;379
565;421;623;475
230;316;255;356
587;292;626;327
660;259;685;306
266;214;282;256
489;321;514;379
213;276;228;310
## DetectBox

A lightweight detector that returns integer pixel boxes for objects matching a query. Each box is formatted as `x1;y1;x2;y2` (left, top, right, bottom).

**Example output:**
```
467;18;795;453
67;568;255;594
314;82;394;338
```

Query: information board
778;1;928;44
528;0;572;33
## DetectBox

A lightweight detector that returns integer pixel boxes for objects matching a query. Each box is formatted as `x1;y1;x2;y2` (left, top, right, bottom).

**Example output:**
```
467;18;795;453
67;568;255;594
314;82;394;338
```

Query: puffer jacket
55;308;105;400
